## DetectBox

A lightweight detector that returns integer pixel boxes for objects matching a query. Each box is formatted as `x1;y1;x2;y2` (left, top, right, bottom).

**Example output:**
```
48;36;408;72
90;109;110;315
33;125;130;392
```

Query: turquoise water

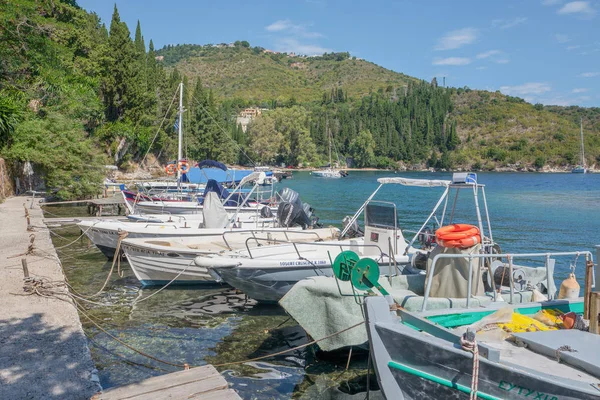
46;171;600;399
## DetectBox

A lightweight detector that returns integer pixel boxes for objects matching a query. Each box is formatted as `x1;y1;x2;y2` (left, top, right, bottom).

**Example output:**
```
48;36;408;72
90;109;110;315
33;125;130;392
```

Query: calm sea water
46;171;600;399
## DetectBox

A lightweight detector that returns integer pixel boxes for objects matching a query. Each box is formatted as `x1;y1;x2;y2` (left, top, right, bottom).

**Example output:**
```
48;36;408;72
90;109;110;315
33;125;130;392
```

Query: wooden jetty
94;365;241;400
86;195;125;217
41;195;125;217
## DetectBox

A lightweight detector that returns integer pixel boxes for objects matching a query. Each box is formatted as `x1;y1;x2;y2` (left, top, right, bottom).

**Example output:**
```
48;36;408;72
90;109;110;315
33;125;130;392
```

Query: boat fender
194;255;241;269
558;272;580;299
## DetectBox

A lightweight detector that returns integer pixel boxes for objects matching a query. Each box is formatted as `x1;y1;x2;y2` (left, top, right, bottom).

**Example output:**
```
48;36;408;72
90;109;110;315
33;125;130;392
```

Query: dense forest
1;0;599;200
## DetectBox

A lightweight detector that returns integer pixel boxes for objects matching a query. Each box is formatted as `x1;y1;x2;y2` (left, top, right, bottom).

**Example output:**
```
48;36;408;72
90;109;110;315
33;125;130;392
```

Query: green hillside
157;44;416;103
159;43;600;171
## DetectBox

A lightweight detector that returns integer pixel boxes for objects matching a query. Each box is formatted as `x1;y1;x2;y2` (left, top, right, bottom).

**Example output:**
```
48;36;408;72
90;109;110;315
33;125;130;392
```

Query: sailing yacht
572;117;587;174
311;124;346;178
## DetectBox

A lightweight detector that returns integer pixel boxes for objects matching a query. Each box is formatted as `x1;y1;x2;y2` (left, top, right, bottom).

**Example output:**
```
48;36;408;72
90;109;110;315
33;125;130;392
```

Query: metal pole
177;82;184;191
508;255;514;304
339;183;384;238
467;255;473;308
405;186;450;255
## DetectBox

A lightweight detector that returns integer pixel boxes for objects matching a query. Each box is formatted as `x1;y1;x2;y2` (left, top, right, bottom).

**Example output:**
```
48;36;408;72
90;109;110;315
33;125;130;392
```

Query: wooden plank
97;365;233;400
88;197;125;206
590;292;599;334
584;260;594;319
191;389;242;400
123;376;227;400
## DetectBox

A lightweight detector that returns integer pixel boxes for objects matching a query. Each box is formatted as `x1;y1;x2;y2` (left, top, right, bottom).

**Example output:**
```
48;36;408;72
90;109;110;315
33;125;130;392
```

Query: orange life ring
437;235;481;249
165;164;176;175
435;224;481;249
177;160;190;174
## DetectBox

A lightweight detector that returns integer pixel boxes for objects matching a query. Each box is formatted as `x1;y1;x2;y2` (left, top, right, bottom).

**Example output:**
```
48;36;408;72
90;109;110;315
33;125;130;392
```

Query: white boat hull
196;241;411;303
78;219;281;258
121;228;340;286
123;244;213;285
311;169;343;178
134;200;275;215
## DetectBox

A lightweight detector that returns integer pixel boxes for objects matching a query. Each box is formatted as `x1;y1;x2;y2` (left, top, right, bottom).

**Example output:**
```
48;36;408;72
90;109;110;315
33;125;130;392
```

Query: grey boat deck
95;365;241;400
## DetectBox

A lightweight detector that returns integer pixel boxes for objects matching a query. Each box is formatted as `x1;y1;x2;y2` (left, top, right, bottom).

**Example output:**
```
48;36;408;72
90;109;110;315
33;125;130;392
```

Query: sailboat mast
580;117;585;166
177;82;184;183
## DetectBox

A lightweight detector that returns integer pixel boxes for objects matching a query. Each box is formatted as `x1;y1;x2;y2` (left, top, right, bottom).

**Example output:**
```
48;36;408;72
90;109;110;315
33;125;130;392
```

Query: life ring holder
178;160;190;174
165;164;176;175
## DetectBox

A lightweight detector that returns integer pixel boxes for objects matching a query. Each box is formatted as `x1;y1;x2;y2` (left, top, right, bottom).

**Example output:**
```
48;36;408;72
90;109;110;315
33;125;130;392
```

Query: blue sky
78;0;600;107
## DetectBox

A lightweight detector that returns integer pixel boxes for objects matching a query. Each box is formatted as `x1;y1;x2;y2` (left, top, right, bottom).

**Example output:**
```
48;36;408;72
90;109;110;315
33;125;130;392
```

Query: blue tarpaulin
200;179;246;206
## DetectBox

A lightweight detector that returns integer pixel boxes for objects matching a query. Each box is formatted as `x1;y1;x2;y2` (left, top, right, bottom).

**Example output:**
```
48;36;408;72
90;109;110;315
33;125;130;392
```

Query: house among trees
236;107;263;132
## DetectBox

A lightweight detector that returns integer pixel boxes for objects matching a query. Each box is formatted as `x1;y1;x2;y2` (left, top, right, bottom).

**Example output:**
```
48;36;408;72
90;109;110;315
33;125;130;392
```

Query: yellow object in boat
497;312;559;333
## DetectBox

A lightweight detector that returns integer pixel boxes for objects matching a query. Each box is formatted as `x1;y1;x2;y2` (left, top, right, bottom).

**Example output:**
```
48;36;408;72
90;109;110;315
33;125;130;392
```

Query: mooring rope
460;329;479;400
90;230;129;297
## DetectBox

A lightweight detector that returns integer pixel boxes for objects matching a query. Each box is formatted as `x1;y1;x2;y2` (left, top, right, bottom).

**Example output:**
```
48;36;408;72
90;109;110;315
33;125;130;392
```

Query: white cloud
557;1;596;17
578;71;600;77
491;17;528;29
265;19;328;56
476;50;501;59
434;28;478;51
273;38;331;56
542;0;563;5
567;44;582;50
265;19;323;38
476;50;510;64
572;88;589;93
266;20;292;32
432;57;471;66
500;82;552;96
554;33;572;43
476;66;488;70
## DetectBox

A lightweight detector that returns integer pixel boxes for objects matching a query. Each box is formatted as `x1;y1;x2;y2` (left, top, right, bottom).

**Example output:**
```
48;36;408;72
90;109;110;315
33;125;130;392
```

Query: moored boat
122;227;339;285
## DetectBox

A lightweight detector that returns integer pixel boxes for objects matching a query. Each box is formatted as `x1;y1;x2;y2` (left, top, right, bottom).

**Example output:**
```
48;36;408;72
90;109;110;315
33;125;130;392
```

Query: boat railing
242;236;386;263
219;229;315;251
422;250;594;312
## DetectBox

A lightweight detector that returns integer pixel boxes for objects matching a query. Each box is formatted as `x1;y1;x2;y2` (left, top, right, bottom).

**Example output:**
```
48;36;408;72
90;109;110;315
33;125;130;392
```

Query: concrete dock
0;196;99;399
96;365;241;400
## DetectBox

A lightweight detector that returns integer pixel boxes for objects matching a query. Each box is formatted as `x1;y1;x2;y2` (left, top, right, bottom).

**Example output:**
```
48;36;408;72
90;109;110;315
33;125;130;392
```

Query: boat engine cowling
341;215;364;238
276;188;317;228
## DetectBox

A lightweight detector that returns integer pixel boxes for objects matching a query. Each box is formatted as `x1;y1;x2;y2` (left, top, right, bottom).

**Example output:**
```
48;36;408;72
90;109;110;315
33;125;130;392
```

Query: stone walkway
0;196;99;399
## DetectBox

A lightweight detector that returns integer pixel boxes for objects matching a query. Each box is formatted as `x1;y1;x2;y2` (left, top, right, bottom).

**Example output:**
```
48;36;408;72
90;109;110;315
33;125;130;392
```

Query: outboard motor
341;216;364;238
260;205;273;218
418;226;435;248
276;188;314;228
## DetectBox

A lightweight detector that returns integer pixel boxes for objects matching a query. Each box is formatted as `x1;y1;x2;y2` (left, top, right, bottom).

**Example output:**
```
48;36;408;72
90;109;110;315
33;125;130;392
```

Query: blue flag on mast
173;116;180;132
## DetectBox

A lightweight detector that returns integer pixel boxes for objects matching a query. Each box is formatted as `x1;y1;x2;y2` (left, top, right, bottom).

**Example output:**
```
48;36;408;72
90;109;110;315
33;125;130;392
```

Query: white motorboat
122;227;340;285
79;191;279;258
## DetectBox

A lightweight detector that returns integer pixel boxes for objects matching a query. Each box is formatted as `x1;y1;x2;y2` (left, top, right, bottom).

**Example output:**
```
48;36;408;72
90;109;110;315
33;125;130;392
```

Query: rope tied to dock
460;329;479;400
90;230;129;297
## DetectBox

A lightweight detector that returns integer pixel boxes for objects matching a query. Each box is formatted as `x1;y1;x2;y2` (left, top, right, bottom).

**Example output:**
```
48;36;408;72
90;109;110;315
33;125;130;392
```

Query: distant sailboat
572;117;587;174
311;121;347;178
